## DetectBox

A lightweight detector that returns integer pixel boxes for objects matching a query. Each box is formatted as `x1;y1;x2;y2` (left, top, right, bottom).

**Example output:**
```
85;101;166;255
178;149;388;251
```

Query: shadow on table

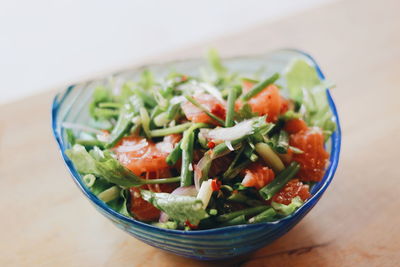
237;221;337;267
173;220;336;267
112;219;337;267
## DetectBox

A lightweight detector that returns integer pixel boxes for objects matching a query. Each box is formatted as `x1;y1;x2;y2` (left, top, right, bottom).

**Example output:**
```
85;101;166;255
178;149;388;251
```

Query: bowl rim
52;48;341;235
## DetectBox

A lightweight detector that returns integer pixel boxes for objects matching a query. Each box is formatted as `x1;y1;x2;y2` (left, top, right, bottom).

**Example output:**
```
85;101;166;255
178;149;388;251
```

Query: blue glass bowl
52;49;341;260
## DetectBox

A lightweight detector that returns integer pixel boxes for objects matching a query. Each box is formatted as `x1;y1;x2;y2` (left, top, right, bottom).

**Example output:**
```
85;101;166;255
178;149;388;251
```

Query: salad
65;51;335;230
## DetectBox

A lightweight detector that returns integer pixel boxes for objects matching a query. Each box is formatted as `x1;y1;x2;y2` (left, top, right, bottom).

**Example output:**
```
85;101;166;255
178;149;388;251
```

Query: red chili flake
185;220;198;229
207;141;216;149
181;75;188;82
101;129;110;135
211;178;221;191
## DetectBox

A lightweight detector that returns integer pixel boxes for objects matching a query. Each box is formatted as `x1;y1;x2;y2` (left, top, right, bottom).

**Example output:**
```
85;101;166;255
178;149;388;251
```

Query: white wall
0;0;333;104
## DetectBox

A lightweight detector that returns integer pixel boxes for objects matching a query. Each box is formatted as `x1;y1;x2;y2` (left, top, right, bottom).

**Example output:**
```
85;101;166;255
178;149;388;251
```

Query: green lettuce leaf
286;60;321;101
107;189;131;217
82;174;131;217
66;144;145;187
285;59;336;137
271;196;303;216
141;190;209;225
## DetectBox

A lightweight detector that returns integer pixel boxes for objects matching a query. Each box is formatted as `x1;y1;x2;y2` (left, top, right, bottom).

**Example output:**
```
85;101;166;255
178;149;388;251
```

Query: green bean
139;107;152;139
248;208;276;223
166;140;182;166
241;73;280;101
153;112;169;127
94;108;120;117
243;144;258;162
144;176;181;184
216;206;269;222
241;77;259;84
223;146;244;179
259;162;300;200
222;146;250;180
211;138;244;159
167;103;181;120
184;95;225;125
98;102;123;109
180;123;210;148
180;131;195;186
225;86;237;127
255;142;285;172
223;159;251;180
98;186;120;203
220;215;246;227
106;98;141;148
107;122;134;148
246;199;265;207
243;143;254;158
150;122;192;137
227;192;248;203
76;139;105;149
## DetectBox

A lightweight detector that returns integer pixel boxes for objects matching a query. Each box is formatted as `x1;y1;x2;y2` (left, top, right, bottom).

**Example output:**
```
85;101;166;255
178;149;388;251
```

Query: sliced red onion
194;152;212;191
171;185;198;197
159;212;169;223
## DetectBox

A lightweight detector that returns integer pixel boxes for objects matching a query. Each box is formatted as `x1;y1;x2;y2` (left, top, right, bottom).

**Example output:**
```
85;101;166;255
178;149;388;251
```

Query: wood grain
1;0;400;266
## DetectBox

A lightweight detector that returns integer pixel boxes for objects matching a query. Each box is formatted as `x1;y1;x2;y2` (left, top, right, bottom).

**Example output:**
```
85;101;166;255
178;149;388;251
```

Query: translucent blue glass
52;49;341;260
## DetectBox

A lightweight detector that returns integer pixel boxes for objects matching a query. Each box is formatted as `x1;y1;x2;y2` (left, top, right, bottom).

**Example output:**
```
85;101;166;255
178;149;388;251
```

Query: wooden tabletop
2;0;400;266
